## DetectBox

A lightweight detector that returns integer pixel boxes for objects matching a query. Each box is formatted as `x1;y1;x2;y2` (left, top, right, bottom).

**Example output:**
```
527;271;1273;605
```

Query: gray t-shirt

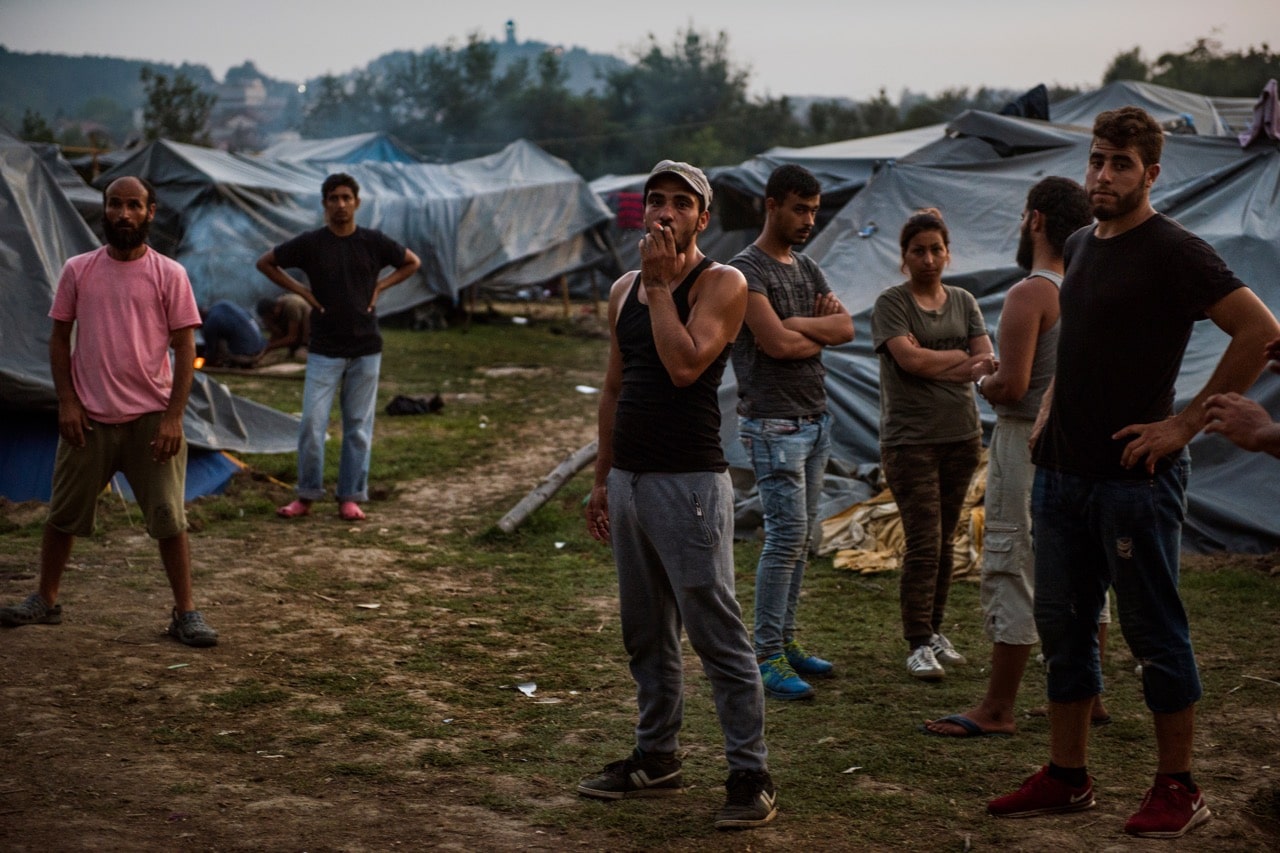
871;283;986;446
729;244;832;418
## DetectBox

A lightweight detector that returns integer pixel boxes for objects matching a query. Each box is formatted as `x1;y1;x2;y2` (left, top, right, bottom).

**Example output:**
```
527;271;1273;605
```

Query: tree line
17;31;1278;179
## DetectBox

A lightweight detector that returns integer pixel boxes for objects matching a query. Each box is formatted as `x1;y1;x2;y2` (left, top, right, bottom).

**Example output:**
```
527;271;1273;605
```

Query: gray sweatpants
607;467;769;772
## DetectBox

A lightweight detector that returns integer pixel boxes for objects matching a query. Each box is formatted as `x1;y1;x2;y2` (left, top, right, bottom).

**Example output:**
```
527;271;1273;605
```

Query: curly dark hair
1092;106;1163;166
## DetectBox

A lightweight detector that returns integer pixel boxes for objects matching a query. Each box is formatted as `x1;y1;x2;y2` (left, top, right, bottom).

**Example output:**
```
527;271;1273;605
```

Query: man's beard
104;216;150;251
1015;221;1034;271
1091;184;1144;222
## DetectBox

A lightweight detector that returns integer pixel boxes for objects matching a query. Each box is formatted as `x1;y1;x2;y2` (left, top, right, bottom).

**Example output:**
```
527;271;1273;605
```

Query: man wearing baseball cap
578;160;777;830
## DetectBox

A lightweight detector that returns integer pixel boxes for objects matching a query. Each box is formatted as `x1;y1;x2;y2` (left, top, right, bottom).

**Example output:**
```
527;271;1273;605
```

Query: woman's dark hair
898;207;950;269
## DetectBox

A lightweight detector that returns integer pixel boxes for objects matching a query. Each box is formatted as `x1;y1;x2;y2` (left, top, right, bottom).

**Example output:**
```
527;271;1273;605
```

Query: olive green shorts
47;412;188;539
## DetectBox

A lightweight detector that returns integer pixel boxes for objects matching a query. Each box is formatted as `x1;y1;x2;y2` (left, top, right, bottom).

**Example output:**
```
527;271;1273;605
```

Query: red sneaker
988;766;1095;818
1123;776;1211;838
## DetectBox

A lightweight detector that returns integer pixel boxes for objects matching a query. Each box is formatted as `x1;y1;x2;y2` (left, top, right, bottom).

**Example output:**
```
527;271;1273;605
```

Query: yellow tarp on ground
820;449;987;578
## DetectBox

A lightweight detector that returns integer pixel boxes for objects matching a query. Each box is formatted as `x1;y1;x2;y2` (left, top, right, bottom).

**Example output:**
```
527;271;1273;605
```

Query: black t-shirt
272;226;407;358
1034;214;1244;479
612;259;730;473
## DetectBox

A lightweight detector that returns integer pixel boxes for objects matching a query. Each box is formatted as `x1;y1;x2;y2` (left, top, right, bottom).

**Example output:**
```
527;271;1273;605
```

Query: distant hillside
363;39;628;96
0;45;216;141
1;37;629;147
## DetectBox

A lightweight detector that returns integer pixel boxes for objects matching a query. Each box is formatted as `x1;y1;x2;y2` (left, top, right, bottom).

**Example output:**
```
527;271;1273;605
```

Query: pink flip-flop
339;501;366;521
276;500;311;519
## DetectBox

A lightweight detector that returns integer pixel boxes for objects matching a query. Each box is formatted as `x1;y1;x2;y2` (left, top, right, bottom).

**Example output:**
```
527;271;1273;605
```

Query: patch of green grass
208;681;292;711
151;725;199;746
297;670;373;695
215;324;605;490
326;762;389;779
290;707;340;725
166;781;205;795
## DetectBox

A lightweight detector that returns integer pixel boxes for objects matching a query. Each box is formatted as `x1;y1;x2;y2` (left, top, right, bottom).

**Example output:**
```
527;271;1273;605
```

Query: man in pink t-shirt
0;176;219;647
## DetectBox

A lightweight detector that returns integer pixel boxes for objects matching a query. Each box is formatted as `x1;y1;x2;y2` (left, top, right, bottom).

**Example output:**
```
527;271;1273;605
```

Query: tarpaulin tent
1050;80;1256;137
0;128;298;502
94;138;620;315
757;104;1280;550
260;131;421;165
760;102;1280;554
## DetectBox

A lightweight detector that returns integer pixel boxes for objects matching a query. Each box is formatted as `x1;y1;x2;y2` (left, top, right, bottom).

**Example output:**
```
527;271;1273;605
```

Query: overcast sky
4;0;1276;99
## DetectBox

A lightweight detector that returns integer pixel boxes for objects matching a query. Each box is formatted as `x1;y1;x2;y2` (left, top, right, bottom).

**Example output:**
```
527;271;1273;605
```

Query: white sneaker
907;645;945;680
930;632;967;666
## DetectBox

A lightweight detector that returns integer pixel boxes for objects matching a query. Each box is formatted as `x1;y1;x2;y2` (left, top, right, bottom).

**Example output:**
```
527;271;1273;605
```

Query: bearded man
0;176;218;647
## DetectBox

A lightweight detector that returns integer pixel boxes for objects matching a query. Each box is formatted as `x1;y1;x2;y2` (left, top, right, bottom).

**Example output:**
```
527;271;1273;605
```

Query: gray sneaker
715;768;778;830
0;593;62;627
168;608;219;647
577;749;685;799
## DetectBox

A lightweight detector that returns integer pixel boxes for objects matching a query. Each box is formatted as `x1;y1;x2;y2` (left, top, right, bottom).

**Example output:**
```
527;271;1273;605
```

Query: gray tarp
1051;80;1256;137
94;138;619;315
775;109;1280;553
260;131;421;164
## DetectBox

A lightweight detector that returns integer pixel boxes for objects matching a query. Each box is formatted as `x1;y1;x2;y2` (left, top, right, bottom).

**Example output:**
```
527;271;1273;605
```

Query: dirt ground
0;421;600;852
2;419;1279;851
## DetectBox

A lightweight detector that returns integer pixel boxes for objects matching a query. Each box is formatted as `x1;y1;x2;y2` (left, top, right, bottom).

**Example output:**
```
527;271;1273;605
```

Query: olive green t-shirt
871;283;985;447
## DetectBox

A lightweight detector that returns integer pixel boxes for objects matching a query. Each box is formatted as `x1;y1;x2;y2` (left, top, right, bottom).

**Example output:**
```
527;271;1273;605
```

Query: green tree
388;35;528;159
510;50;612;174
1150;38;1280;97
806;100;866;144
20;108;56;143
140;67;216;144
599;28;797;174
1103;47;1150;84
858;88;902;137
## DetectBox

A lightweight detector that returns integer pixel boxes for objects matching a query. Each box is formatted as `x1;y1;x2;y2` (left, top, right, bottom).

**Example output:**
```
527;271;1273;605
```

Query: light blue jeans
739;413;831;660
297;352;381;503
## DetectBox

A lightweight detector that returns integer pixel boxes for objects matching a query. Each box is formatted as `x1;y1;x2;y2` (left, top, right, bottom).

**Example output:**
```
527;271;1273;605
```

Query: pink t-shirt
49;246;201;423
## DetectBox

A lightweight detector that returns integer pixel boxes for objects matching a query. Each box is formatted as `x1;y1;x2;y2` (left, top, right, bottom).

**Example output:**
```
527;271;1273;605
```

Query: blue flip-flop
919;714;1013;738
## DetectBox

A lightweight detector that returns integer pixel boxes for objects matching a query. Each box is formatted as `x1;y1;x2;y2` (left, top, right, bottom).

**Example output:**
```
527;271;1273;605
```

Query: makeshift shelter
0;128;298;502
724;83;1280;554
94;138;620;316
1050;80;1257;137
259;131;421;164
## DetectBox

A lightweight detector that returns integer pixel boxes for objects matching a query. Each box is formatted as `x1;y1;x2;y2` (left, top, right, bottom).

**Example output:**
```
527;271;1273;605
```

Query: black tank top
612;258;730;473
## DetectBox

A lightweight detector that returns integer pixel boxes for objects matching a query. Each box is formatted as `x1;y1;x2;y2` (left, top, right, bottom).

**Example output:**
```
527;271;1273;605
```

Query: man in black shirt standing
988;107;1280;838
256;173;420;522
578;160;775;830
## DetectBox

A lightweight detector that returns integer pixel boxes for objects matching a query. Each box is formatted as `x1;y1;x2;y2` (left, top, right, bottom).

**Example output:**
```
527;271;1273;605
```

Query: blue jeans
297;352;382;503
739;413;831;659
1032;456;1201;714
